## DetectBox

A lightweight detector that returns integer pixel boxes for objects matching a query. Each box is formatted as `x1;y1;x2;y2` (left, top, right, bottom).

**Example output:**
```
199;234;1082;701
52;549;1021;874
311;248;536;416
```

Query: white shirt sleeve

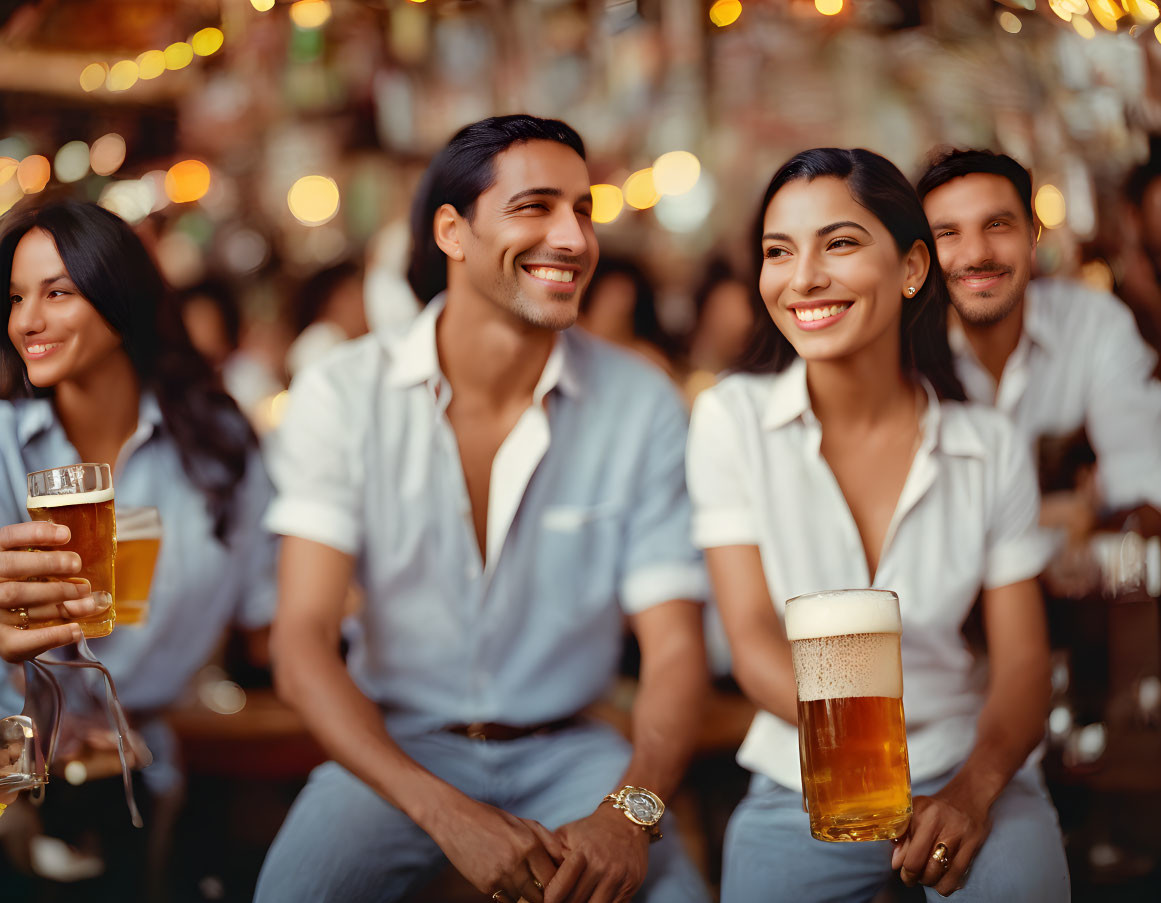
984;415;1054;589
263;362;365;556
687;385;761;549
618;383;708;613
1084;298;1161;510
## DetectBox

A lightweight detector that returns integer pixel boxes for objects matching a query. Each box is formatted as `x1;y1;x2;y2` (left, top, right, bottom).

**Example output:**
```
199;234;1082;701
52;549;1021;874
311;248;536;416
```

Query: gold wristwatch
602;786;664;842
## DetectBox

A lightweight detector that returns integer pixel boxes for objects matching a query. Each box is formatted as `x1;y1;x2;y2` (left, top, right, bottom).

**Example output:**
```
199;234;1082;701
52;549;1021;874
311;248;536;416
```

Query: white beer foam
784;589;901;641
791;632;904;701
26;487;114;509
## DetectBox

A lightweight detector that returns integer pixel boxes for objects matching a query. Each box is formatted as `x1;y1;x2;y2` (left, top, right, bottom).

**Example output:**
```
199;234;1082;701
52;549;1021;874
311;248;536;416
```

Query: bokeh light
655;176;715;234
107;60;139;92
1090;0;1123;30
287;175;341;225
1035;184;1067;228
1047;0;1074;21
166;160;212;204
17;156;51;194
100;180;154;225
652;151;701;196
90;133;127;176
590;184;624;224
192;27;225;57
815;0;843;15
164;42;194;70
79;62;107;92
709;1;742;28
54;141;90;183
137;50;167;80
0;157;17;186
623;169;660;210
250;0;276;10
1127;1;1160;24
1072;16;1096;38
999;11;1023;33
290;0;332;29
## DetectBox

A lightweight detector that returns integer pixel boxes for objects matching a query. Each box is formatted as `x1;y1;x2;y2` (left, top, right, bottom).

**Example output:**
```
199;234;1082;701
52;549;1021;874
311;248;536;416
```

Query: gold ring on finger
931;841;951;869
491;893;508;903
14;607;29;630
532;878;544;890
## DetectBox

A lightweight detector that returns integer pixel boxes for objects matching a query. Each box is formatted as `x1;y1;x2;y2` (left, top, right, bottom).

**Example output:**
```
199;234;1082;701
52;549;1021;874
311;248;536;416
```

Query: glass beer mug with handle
26;463;116;638
786;589;912;842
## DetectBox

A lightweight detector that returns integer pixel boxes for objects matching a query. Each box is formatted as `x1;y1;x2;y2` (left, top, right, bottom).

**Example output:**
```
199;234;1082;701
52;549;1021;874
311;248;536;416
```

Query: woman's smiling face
7;227;124;389
759;175;923;367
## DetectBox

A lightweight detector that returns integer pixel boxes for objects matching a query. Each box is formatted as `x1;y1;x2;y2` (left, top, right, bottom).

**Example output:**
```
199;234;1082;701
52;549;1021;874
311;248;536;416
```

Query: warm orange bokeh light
165;160;212;203
17;156;51;194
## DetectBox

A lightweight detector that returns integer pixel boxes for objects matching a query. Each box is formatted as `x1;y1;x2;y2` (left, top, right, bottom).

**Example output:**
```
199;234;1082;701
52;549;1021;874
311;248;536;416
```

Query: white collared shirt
686;359;1053;789
265;297;706;732
950;279;1161;510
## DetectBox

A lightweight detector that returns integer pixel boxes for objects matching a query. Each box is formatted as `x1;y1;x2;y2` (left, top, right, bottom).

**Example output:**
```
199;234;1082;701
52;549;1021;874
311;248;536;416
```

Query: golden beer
114;507;161;626
787;589;911;842
26;464;116;638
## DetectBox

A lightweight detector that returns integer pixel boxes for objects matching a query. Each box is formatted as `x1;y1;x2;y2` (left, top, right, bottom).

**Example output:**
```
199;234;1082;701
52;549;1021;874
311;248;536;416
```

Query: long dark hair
737;148;965;402
0;199;255;541
407;114;586;304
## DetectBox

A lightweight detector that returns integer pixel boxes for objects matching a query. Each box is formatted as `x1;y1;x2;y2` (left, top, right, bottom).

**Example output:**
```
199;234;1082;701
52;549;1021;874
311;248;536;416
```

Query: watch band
602;786;664;842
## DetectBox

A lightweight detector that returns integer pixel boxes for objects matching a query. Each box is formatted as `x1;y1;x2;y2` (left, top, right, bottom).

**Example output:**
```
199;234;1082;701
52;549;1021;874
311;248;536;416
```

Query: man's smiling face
923;172;1036;327
455;139;597;332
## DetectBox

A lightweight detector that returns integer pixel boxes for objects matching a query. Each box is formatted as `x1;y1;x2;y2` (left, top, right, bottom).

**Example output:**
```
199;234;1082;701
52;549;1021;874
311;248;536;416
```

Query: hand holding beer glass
787;589;912;842
25;464;116;638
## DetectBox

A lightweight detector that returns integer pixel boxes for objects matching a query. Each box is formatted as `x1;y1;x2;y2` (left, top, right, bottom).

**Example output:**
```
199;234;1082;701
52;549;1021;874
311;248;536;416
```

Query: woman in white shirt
687;149;1069;902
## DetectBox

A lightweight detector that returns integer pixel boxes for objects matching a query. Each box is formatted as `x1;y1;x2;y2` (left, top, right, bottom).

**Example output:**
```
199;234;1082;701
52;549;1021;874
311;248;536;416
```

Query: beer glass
787;589;911;842
113;507;161;626
26;464;116;638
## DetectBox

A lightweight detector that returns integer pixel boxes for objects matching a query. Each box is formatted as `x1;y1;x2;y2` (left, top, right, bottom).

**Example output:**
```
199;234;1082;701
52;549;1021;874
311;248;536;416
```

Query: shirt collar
16;390;163;449
761;357;985;458
1020;281;1053;350
382;293;582;400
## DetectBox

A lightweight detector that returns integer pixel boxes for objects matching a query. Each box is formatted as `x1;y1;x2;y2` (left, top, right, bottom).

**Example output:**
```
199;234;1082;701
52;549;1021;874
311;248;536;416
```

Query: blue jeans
722;764;1070;903
254;720;709;903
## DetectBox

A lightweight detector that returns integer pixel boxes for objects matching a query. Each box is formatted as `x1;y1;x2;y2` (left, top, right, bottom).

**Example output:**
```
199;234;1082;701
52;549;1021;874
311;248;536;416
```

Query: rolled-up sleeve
264;363;364;556
687;387;759;549
984;417;1054;589
618;385;707;614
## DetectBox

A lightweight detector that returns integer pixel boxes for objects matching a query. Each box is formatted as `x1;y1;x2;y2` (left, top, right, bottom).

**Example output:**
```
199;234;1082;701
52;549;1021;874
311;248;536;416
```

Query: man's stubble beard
948;279;1026;329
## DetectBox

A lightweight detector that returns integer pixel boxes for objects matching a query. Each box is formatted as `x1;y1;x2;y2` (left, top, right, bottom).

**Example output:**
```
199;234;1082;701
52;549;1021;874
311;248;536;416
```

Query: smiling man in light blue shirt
255;115;710;903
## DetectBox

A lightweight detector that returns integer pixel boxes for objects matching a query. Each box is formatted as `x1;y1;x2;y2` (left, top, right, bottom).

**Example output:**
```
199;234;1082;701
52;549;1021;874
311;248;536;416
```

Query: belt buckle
466;721;488;741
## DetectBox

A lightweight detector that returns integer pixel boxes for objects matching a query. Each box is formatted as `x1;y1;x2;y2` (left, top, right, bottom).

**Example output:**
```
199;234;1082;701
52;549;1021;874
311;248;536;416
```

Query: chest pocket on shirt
536;503;623;624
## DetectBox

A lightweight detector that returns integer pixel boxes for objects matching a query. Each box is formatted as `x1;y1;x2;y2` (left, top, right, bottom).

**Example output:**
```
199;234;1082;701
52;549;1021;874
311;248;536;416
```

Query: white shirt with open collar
687;358;1053;790
950;278;1161;510
265;295;706;736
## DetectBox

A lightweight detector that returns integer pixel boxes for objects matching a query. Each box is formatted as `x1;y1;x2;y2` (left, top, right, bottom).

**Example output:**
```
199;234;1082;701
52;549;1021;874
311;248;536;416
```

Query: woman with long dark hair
0;198;275;887
687;149;1069;901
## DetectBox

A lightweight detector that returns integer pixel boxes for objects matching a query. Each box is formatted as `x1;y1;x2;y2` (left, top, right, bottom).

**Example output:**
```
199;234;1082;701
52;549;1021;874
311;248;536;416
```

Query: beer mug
26;464;116;638
787;589;911;842
113;507;161;626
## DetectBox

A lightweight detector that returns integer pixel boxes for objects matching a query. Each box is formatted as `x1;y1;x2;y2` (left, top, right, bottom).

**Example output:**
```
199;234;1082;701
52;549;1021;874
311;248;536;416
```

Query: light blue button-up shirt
265;297;707;734
0;392;277;715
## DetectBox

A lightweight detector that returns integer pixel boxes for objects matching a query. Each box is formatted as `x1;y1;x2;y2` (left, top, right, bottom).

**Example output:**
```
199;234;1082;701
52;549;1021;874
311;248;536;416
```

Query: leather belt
446;715;582;742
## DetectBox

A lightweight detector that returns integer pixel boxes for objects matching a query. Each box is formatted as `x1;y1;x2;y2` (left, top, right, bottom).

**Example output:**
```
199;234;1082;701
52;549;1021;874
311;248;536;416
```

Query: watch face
623;790;661;824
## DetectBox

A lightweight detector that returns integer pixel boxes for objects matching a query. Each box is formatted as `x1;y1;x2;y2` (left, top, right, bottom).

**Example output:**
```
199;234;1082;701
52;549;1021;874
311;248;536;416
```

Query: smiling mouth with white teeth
523;265;578;284
793;303;851;322
25;342;62;355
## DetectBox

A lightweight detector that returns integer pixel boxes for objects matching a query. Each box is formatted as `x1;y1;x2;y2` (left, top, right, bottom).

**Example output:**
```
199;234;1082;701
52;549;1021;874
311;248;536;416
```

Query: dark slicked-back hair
0;199;255;541
916;148;1034;223
738;147;965;402
407;115;586;303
